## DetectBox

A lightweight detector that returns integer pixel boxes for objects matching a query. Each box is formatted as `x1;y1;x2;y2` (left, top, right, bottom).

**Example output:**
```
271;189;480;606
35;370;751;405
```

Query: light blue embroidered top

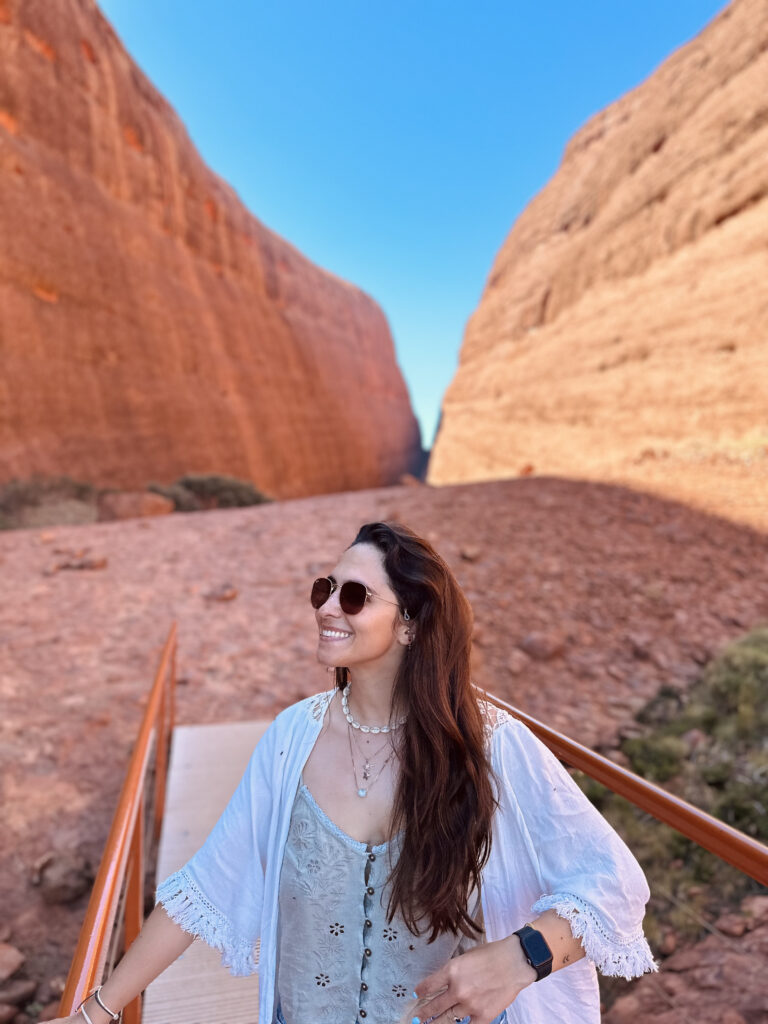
275;780;483;1024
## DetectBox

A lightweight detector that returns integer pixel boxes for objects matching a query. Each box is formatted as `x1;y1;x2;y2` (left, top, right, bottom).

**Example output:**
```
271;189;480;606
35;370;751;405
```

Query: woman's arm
41;905;195;1024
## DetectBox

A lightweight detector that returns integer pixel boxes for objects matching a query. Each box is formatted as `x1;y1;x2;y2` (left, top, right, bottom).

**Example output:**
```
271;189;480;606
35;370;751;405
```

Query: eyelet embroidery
278;769;485;1022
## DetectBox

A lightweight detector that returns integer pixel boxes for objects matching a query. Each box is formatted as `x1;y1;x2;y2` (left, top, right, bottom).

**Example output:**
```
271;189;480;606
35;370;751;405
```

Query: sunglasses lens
340;581;367;615
310;578;332;609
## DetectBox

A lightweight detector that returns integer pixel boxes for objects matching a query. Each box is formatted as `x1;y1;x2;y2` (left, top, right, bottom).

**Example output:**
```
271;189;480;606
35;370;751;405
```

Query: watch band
513;923;554;981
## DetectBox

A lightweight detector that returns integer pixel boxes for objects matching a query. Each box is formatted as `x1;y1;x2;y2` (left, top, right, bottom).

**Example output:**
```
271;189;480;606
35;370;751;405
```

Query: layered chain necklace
347;725;398;798
343;681;405;797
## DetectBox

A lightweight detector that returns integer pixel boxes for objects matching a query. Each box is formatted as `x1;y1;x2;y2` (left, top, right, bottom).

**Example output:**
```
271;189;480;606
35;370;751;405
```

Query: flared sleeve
154;718;278;976
493;714;658;980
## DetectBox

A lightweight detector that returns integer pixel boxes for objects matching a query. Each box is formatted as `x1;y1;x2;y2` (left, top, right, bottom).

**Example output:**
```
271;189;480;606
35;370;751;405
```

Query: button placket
360;844;374;1016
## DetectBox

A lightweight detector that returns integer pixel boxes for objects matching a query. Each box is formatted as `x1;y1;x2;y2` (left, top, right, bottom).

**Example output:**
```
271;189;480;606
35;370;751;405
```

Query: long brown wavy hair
333;521;497;941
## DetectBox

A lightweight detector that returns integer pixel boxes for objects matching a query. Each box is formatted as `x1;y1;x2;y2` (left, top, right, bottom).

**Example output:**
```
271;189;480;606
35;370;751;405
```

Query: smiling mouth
319;629;353;641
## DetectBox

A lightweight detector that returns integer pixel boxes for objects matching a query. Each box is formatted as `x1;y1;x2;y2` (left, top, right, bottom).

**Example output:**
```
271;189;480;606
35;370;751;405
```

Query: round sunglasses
310;576;410;618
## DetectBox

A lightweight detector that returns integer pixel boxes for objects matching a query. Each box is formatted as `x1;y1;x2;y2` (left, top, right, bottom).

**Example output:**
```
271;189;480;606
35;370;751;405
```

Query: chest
301;722;399;846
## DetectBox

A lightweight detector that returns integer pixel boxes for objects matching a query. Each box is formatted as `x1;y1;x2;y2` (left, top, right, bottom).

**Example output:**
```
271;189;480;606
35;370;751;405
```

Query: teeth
321;629;351;638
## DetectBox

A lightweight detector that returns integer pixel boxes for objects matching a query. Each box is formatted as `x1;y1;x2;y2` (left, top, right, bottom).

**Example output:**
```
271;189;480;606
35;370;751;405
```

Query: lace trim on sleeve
477;697;512;744
155;866;259;976
531;891;658;980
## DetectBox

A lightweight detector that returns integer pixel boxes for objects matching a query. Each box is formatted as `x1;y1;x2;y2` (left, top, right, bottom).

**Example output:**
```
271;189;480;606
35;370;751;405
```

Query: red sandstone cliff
0;0;422;498
428;0;768;530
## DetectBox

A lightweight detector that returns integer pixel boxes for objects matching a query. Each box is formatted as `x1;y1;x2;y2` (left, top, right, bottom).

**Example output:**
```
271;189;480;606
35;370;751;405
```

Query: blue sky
99;0;724;449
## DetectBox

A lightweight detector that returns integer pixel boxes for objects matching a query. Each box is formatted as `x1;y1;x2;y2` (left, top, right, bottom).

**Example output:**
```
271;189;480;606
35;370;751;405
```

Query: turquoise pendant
357;788;367;798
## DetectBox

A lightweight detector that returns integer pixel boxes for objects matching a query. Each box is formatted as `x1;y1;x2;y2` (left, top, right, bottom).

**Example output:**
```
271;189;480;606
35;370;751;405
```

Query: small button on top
364;948;372;957
366;886;375;895
368;852;376;861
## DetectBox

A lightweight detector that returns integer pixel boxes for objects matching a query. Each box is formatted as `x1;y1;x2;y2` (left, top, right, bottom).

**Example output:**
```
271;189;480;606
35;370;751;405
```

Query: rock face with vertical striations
428;0;768;530
0;0;422;498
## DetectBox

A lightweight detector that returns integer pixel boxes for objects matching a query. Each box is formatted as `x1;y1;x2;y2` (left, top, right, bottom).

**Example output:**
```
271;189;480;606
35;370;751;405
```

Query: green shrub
147;481;200;512
0;474;96;513
622;734;688;781
575;624;768;969
177;473;271;508
147;474;272;512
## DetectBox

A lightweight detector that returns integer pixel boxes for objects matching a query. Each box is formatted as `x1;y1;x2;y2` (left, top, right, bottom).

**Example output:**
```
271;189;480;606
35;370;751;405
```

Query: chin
316;648;343;668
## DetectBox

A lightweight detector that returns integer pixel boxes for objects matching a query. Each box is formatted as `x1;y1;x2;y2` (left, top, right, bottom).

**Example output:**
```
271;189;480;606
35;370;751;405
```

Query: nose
318;586;342;616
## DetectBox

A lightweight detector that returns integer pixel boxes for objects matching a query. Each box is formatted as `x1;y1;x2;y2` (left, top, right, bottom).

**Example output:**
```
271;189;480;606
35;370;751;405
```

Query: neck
344;666;404;727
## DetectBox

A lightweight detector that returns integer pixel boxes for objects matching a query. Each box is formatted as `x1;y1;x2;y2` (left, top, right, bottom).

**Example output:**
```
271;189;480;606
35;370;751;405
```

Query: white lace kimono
155;690;657;1023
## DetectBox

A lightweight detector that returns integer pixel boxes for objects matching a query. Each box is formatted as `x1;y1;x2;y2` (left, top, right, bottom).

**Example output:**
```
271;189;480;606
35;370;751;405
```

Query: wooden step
143;720;270;1024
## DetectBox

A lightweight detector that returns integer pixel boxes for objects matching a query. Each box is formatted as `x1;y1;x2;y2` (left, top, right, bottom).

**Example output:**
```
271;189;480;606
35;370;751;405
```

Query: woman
49;521;656;1024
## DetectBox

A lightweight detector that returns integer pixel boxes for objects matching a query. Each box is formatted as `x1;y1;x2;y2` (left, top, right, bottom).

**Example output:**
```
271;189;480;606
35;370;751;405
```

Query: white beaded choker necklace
341;683;407;734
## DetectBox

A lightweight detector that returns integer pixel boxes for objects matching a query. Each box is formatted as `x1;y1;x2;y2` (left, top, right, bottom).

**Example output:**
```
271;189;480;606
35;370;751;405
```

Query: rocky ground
1;475;767;1022
604;893;768;1024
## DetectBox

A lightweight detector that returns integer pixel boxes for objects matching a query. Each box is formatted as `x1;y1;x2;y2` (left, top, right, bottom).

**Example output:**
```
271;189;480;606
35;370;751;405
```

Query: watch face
522;929;553;966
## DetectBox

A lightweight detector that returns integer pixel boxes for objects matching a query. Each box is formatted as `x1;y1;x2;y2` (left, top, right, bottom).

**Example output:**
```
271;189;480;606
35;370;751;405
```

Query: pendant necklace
350;726;392;785
347;723;397;798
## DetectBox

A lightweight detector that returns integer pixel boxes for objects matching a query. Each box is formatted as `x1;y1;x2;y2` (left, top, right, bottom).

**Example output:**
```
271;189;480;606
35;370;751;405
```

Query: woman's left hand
412;934;537;1024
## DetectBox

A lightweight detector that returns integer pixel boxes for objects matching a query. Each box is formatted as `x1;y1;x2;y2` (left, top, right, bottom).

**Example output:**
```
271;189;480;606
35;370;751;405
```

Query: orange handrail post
122;791;144;1024
59;623;177;1022
478;686;768;887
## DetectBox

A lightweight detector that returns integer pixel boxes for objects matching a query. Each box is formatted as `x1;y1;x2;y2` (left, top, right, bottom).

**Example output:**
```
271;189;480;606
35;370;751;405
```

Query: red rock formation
0;0;421;497
428;0;768;530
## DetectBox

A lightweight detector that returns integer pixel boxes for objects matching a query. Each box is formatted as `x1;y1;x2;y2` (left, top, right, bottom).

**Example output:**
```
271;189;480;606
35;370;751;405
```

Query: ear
400;625;415;648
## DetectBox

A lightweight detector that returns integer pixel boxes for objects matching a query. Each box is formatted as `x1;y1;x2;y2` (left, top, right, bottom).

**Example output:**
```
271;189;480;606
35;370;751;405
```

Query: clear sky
99;0;724;450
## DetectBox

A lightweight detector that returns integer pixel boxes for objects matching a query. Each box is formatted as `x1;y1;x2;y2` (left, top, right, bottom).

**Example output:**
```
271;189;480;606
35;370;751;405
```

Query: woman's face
314;542;409;671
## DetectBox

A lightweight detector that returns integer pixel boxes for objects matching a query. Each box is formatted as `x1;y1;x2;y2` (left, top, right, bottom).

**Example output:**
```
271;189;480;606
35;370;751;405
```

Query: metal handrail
58;624;177;1023
477;686;768;886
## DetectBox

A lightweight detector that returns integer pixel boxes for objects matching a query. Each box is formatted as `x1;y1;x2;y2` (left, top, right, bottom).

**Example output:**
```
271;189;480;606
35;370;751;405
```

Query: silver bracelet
78;1005;96;1024
76;986;121;1023
94;987;121;1021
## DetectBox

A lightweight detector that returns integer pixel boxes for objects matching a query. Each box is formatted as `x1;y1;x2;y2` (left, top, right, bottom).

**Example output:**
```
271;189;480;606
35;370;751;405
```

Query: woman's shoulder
475;694;522;742
475;695;561;772
247;689;335;764
272;687;336;728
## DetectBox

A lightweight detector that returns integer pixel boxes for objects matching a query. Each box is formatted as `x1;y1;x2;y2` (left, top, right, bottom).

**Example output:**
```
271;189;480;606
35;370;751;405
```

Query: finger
413;988;459;1023
413;974;450;1002
412;980;449;1016
436;1004;471;1024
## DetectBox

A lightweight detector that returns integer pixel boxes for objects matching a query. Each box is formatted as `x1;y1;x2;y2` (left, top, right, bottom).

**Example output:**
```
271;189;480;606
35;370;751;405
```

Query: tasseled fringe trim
532;892;659;980
155;868;258;977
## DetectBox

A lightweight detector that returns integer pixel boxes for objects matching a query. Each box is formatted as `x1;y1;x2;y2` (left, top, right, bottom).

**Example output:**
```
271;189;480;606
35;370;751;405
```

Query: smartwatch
513;923;554;981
